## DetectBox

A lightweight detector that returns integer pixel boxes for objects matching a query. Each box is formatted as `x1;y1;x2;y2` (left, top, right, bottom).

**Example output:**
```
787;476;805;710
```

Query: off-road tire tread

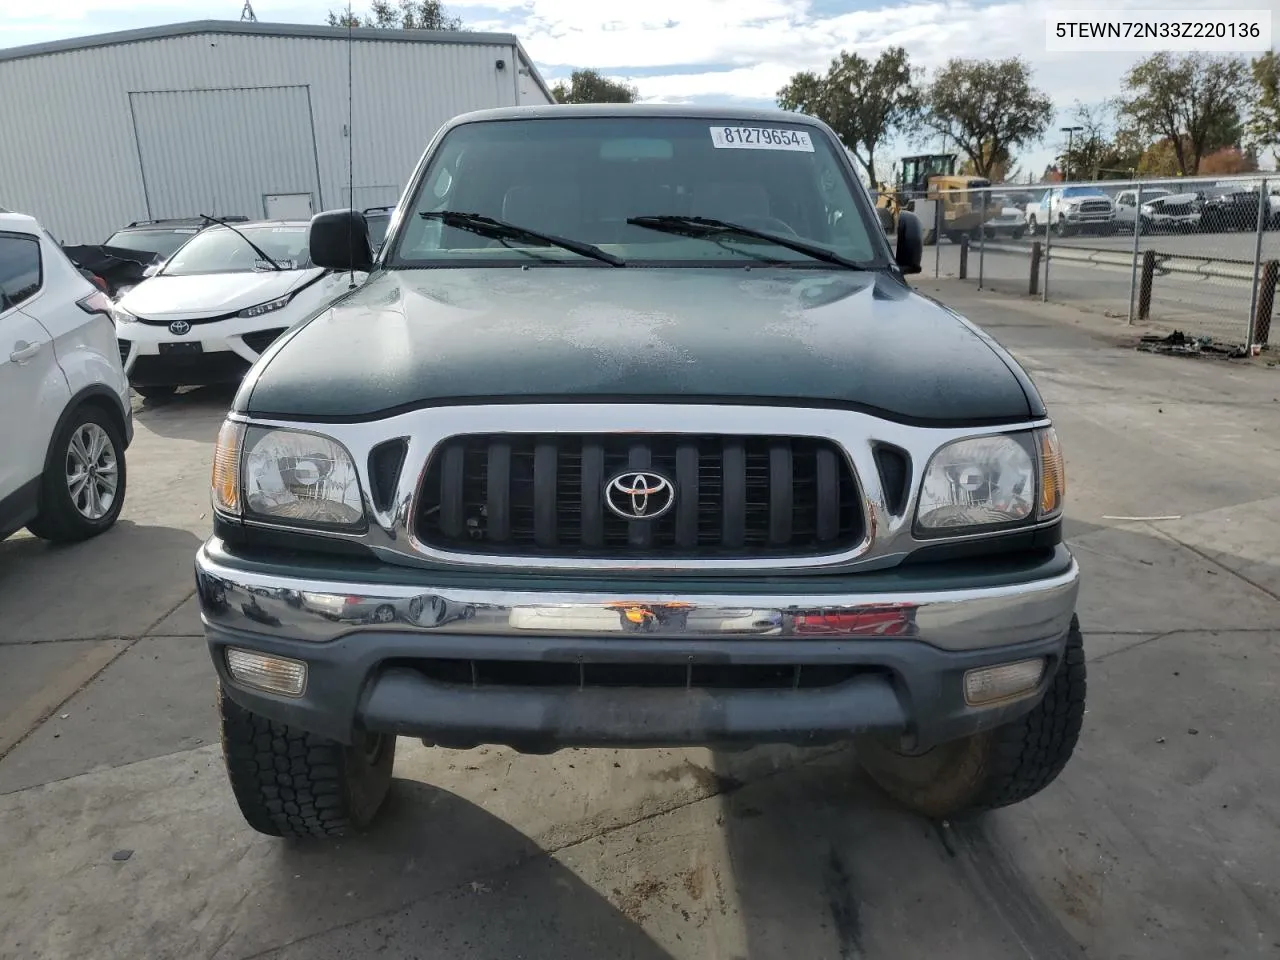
969;616;1086;811
858;615;1085;818
27;403;127;543
218;688;394;839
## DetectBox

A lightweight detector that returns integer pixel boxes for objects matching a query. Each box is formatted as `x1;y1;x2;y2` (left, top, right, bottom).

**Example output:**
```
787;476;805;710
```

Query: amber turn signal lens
212;419;245;515
1038;427;1065;518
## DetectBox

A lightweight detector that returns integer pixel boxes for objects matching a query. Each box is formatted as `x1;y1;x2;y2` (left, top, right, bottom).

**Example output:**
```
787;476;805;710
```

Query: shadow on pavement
243;778;677;959
0;520;204;641
131;384;238;442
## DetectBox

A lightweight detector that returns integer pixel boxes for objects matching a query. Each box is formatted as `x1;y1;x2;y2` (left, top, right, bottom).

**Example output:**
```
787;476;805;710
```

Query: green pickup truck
196;105;1083;839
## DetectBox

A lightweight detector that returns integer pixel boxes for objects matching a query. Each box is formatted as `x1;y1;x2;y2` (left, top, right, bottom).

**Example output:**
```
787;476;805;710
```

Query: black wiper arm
199;213;283;271
627;215;866;270
419;211;624;267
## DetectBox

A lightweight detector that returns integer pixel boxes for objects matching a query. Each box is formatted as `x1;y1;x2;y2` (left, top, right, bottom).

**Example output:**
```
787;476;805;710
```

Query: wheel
1054;217;1073;237
132;384;176;401
218;686;396;838
945;231;964;244
856;615;1085;819
1012;227;1025;240
1027;215;1038;234
27;403;127;543
1138;217;1150;235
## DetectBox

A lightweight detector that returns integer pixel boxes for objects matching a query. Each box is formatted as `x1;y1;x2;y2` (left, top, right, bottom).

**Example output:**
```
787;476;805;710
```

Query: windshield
1062;187;1106;198
387;116;883;268
104;227;200;258
160;223;313;276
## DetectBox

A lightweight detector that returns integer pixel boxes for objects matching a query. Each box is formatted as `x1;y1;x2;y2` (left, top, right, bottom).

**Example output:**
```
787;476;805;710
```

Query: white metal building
0;20;555;242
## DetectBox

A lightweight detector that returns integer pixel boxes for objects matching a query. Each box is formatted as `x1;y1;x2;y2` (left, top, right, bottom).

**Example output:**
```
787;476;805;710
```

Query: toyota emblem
168;320;191;336
605;470;675;521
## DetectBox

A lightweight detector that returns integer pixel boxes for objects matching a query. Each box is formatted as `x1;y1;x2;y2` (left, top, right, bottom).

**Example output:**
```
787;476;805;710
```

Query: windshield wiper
199;213;283;271
626;215;867;271
418;211;624;267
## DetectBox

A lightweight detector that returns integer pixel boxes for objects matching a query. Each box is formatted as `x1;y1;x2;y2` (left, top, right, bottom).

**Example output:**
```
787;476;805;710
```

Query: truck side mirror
896;211;923;275
310;209;373;272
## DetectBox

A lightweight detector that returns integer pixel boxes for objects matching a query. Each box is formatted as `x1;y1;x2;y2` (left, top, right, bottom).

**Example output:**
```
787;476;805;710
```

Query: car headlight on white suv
112;305;137;324
239;294;294;319
916;427;1064;533
212;421;364;528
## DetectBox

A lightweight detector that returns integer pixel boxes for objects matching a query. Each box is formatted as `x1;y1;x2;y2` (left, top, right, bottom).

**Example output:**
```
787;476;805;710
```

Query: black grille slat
486;442;511;542
416;433;863;559
721;439;746;550
769;441;793;545
533;442;557;548
815;446;840;542
674;442;699;549
438;444;466;538
626;443;654;549
581;441;605;547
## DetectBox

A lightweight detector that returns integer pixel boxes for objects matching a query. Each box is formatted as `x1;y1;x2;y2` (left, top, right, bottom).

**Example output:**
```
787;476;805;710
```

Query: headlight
916;427;1064;533
239;294;293;319
112;305;137;324
211;420;364;529
1140;204;1155;214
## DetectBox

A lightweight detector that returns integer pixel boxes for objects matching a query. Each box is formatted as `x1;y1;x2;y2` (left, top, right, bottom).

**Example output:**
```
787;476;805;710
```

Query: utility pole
240;1;258;21
1060;125;1083;181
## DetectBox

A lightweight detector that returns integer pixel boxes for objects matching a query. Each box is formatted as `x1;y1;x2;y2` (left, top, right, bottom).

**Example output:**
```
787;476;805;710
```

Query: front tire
27;403;127;543
218;687;396;838
856;615;1086;819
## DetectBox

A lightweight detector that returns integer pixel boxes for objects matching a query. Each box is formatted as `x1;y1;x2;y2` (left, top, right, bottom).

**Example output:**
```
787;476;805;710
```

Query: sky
2;0;1275;179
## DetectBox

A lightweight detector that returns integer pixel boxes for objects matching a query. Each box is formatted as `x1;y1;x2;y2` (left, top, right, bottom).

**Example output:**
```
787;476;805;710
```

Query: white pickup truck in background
1025;186;1117;237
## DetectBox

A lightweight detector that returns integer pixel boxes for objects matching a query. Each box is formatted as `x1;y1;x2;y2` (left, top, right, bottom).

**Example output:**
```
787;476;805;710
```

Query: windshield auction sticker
710;127;814;152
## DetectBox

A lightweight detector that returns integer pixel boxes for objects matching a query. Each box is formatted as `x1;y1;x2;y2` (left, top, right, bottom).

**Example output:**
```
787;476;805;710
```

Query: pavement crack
1150;528;1280;606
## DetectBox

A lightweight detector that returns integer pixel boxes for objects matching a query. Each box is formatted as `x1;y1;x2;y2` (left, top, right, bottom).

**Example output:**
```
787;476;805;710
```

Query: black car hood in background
61;244;157;296
242;268;1041;424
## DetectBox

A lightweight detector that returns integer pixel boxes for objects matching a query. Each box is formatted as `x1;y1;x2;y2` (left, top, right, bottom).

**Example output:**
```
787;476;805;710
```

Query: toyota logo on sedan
168;320;191;336
605;471;675;521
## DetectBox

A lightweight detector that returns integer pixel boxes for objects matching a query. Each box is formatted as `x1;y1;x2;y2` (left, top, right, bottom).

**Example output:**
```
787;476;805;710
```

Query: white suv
1;211;132;542
113;219;367;400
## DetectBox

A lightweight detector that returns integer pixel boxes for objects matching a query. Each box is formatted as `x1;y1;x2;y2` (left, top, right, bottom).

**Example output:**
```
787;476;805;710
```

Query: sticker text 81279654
710;126;814;152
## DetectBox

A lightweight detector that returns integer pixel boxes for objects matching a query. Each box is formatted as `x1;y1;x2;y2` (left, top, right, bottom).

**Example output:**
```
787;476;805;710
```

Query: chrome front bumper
195;543;1080;653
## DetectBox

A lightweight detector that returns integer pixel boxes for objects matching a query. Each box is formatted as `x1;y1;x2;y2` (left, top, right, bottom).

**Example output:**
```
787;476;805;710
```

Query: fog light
225;648;307;697
963;658;1045;706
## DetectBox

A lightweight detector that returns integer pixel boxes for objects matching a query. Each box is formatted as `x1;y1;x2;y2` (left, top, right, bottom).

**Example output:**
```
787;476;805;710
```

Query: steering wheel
726;215;801;238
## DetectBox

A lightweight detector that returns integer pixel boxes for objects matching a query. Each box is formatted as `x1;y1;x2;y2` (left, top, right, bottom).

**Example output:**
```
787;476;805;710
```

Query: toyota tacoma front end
196;105;1084;839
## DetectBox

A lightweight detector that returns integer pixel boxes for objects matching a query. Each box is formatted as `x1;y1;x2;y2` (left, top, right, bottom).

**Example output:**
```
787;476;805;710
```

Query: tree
915;58;1053;179
1054;100;1114;180
1118;53;1251;175
1136;138;1182;177
327;0;462;30
777;47;920;186
959;143;1016;182
1248;51;1280;161
1199;146;1259;175
550;69;638;104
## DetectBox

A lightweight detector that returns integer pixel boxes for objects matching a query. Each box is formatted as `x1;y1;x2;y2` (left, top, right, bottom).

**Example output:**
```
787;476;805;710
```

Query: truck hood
119;268;322;318
241;268;1039;424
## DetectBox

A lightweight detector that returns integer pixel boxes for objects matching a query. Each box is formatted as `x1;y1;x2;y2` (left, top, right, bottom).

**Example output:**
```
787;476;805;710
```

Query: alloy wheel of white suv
0;211;132;543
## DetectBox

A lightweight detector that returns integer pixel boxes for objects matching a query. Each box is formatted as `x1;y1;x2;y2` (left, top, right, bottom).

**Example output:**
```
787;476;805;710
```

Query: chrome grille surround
223;403;1056;575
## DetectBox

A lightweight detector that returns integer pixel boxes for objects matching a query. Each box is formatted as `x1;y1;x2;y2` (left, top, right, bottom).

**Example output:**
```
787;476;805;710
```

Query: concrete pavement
2;282;1279;959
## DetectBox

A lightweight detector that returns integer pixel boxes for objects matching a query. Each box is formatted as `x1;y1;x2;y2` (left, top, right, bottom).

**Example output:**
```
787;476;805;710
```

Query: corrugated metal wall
130;86;321;220
0;31;548;241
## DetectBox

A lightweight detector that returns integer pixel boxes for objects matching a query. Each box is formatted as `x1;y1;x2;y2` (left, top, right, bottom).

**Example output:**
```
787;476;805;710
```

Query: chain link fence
874;174;1279;353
